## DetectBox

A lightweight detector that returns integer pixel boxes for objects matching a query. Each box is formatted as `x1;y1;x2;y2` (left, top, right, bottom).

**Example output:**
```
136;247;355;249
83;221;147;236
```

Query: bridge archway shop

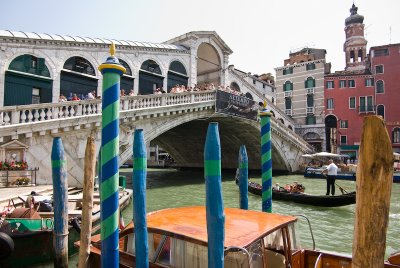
4;54;53;106
139;59;164;95
196;43;222;86
60;56;98;100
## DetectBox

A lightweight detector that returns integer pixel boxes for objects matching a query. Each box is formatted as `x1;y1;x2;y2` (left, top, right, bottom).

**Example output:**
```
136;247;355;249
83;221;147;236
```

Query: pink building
324;4;400;159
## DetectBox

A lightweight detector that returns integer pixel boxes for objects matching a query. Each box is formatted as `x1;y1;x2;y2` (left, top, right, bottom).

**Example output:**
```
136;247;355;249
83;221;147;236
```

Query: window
339;80;346;88
358;50;363;62
350;50;355;63
375;65;384;74
253;79;256;85
374;48;389;57
32;87;40;104
285;97;292;109
377;105;385;119
306;63;316;70
348;80;355;88
262;84;266;89
305;77;315;88
327;98;334;109
360;96;374;112
365;78;374;87
340;135;347;145
306;115;316;125
326;81;334;89
283;81;293;91
349;97;356;109
307;94;314;107
340;120;348;129
376;80;384;93
393;128;400;143
283;68;293;75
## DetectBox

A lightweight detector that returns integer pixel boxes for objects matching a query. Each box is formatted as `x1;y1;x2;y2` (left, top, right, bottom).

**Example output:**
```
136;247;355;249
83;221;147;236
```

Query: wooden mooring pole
352;116;393;268
51;137;68;268
78;137;96;268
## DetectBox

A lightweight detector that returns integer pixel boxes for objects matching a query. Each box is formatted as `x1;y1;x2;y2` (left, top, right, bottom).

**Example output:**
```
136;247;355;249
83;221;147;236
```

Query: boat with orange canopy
76;206;400;268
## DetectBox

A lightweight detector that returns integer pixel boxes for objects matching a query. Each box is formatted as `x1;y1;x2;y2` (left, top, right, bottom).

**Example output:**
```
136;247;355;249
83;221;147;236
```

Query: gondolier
324;159;338;195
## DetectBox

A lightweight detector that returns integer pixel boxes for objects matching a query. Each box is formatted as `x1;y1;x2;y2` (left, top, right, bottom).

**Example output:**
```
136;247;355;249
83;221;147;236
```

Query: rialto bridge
0;30;312;186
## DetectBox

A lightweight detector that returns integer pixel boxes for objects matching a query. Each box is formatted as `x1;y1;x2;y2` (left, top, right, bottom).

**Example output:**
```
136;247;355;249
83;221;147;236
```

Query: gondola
238;179;356;207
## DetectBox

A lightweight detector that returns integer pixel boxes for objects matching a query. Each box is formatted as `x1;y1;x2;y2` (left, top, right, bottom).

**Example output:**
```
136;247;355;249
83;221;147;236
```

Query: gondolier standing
324;159;338;195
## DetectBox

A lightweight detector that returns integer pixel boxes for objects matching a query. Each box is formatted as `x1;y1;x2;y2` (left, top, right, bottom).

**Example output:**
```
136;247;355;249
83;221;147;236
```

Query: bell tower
343;3;367;71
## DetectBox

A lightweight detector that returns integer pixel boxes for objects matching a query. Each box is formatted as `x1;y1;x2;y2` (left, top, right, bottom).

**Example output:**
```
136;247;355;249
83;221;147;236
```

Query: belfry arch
196;43;221;86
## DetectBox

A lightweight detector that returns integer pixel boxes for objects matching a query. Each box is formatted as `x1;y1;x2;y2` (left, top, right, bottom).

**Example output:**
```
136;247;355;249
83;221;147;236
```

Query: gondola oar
335;182;349;194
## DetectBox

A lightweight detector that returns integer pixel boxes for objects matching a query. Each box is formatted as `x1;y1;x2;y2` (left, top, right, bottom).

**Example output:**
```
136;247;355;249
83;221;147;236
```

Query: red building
324;4;400;159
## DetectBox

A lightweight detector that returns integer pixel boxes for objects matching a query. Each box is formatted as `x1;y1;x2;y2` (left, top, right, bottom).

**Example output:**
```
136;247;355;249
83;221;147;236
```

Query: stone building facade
275;48;331;152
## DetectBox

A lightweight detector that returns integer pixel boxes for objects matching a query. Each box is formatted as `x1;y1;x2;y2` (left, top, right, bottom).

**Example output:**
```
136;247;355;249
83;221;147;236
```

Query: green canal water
39;168;400;267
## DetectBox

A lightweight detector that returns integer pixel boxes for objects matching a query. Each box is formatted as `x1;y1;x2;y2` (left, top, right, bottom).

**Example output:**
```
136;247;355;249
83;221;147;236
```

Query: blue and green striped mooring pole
133;129;149;268
51;137;68;268
260;101;272;212
238;145;248;210
204;122;225;268
98;43;126;268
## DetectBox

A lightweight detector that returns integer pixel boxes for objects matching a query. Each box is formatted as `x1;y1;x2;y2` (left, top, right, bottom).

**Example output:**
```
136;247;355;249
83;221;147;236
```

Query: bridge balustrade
0;91;216;126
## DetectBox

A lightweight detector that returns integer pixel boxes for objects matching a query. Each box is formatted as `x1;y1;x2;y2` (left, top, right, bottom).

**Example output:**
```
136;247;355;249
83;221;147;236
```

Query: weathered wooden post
78;136;96;268
352;115;393;268
204;122;225;268
98;43;126;267
51;137;68;268
133;129;149;268
238;145;248;210
260;101;272;212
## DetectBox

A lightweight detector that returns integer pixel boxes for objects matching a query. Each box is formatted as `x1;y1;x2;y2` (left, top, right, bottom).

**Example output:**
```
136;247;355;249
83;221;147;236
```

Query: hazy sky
1;0;399;76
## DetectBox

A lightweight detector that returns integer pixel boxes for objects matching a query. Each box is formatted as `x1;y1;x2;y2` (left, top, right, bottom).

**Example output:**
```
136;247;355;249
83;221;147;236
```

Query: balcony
306;87;315;94
284;91;292;97
285;109;292;116
358;105;375;114
306;107;314;114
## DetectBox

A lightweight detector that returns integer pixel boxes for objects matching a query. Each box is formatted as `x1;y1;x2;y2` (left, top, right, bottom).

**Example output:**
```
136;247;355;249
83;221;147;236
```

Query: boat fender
69;218;81;234
0;232;14;260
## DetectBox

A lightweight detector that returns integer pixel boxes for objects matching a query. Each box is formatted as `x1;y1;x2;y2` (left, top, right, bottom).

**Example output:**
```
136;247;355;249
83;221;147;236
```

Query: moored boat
0;188;132;268
245;180;356;207
76;206;400;268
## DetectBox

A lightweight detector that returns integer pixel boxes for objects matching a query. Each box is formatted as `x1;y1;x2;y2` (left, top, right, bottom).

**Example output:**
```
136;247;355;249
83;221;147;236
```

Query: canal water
39;167;400;267
121;168;400;257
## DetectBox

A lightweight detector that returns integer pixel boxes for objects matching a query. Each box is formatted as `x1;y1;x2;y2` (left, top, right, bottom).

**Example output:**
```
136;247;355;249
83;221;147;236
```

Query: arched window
270;111;275;117
5;54;52;106
139;60;163;95
118;58;134;92
245;92;253;100
393;128;400;143
230;82;240;92
8;54;51;77
168;61;188;91
358;50;363;62
279;118;285;125
305;77;315;88
377;105;385;119
63;57;95;76
288;125;293;131
283;81;293;91
118;59;132;76
141;60;162;75
376;80;384;93
350;50;355;63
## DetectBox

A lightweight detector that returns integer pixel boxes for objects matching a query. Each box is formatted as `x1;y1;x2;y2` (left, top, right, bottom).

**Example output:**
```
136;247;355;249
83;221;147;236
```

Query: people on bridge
71;94;80;101
58;94;67;102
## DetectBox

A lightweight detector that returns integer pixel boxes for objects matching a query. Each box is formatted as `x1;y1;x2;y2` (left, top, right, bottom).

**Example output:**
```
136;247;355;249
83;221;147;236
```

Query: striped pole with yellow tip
260;101;272;212
98;43;126;267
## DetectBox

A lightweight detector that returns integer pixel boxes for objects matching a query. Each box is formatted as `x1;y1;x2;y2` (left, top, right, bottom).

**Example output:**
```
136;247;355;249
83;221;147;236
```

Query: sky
1;0;399;76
